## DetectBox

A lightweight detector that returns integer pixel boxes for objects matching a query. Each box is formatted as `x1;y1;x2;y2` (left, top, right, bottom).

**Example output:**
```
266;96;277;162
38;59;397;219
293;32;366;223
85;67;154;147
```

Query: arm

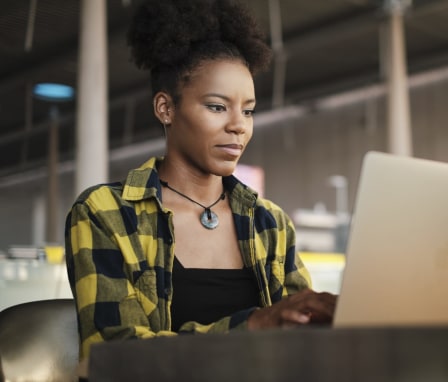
66;199;174;359
248;204;337;329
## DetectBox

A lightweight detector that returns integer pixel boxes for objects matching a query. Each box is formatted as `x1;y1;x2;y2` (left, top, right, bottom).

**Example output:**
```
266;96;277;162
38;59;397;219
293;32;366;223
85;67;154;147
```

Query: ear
153;92;174;125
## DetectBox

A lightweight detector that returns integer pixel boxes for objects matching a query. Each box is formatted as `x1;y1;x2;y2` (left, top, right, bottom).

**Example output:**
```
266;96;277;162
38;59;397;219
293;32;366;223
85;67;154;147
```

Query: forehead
181;59;255;99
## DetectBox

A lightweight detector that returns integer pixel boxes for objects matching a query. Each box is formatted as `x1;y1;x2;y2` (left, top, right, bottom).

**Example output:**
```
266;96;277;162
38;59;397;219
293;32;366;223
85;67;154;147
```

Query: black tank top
170;256;260;332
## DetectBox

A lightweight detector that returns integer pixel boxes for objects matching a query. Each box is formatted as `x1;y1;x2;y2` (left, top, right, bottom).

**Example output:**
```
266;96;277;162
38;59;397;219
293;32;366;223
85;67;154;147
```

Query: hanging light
33;83;75;102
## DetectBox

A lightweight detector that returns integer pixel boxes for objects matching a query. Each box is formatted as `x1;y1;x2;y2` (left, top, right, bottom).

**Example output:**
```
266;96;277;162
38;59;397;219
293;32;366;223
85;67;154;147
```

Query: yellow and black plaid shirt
65;157;311;359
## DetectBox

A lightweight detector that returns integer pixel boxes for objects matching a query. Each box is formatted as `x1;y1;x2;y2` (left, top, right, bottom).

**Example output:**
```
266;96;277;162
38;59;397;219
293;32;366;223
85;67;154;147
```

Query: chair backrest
0;299;78;382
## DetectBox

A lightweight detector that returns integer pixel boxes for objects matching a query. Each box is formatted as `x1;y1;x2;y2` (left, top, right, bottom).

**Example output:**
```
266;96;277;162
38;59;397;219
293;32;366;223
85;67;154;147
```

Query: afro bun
127;0;272;78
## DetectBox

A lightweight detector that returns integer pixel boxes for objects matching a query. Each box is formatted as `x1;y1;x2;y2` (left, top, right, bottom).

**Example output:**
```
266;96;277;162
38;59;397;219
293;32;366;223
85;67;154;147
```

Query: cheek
245;123;254;143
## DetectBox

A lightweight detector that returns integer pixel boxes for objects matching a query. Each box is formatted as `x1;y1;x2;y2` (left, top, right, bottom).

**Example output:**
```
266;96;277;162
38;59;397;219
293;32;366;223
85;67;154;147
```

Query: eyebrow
203;93;256;105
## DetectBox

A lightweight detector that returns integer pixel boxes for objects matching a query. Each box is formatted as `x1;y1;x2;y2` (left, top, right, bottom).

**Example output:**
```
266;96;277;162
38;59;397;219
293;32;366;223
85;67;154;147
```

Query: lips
216;143;244;157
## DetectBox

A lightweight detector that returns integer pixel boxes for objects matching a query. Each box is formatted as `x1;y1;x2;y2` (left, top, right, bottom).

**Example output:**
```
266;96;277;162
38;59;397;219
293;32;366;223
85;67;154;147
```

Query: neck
158;157;224;201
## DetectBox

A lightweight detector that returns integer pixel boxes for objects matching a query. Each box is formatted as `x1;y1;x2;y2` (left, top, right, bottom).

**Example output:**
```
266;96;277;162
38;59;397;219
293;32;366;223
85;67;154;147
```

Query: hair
127;0;272;103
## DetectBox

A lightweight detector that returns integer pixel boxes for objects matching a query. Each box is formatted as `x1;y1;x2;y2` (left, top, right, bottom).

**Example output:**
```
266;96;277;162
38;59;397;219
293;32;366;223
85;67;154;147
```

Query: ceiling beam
0;0;444;97
283;0;448;58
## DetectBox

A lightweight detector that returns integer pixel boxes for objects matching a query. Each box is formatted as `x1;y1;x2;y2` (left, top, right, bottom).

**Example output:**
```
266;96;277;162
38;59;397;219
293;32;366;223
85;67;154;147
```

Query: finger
287;291;337;320
280;308;311;325
306;296;337;323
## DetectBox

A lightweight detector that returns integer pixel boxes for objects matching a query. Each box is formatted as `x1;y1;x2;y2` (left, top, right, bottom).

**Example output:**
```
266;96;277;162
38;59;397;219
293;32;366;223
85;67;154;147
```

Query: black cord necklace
160;180;226;230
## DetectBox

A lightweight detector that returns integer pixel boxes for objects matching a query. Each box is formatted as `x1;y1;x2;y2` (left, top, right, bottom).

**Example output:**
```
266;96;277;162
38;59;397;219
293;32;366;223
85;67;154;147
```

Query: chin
214;162;237;177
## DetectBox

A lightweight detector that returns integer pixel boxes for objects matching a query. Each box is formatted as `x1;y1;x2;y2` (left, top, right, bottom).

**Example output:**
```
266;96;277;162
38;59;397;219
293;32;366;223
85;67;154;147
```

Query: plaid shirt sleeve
65;196;169;359
284;213;312;294
250;198;311;305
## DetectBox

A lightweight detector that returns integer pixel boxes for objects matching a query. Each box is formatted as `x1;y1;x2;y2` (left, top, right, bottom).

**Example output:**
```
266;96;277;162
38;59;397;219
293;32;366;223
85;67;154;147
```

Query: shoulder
255;197;292;224
73;157;162;210
255;197;284;213
225;174;293;227
74;181;124;210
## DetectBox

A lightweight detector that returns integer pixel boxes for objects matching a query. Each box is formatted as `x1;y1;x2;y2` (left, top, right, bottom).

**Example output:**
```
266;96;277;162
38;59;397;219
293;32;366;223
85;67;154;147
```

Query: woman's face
167;59;256;177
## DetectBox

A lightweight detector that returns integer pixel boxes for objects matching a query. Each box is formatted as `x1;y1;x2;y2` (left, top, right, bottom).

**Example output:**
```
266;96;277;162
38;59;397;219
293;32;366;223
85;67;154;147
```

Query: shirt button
167;237;173;244
164;288;171;296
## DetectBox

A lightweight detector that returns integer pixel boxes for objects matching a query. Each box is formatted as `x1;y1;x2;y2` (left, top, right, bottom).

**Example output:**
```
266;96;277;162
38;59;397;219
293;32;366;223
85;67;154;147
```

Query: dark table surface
88;326;448;382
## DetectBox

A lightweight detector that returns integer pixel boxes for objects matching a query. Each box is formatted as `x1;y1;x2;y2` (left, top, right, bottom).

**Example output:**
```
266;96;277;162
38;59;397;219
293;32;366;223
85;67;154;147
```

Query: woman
65;0;337;360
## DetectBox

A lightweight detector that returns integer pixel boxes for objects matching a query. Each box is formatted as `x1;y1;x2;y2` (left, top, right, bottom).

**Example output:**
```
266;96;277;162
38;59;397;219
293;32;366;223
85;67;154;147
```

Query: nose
226;110;251;135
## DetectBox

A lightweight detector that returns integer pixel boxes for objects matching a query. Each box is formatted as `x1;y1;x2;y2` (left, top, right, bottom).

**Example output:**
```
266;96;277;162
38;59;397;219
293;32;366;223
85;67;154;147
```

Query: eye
206;104;226;113
243;108;256;117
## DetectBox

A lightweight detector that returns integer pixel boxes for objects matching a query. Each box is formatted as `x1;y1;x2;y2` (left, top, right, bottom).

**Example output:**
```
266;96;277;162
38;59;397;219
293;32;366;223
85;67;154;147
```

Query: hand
247;288;337;330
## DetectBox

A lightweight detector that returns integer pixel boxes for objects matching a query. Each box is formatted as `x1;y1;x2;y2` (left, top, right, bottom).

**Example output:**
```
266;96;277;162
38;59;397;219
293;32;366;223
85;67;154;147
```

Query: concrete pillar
32;194;46;246
269;0;286;109
75;0;108;196
46;106;60;243
384;1;413;156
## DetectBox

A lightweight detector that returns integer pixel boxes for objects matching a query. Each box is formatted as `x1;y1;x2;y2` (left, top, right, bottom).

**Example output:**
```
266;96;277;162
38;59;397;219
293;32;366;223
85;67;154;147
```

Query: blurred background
1;0;448;309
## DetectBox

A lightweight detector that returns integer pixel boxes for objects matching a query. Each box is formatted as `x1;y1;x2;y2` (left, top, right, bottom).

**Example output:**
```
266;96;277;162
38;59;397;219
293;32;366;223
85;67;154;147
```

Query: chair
0;299;79;382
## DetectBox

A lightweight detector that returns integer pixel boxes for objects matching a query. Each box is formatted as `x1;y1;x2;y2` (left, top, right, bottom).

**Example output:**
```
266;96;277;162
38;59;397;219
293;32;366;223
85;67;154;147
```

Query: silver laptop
334;151;448;327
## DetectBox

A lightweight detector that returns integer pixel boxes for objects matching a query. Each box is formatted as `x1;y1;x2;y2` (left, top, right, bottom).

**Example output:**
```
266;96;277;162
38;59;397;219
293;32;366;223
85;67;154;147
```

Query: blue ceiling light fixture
33;83;75;102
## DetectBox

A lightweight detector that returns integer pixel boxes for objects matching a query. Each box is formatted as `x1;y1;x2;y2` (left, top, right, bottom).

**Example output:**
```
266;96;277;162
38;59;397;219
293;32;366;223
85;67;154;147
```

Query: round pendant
200;209;219;230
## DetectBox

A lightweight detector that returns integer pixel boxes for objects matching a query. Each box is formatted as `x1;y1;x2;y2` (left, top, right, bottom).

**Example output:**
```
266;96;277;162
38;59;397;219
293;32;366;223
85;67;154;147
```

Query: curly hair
127;0;272;102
